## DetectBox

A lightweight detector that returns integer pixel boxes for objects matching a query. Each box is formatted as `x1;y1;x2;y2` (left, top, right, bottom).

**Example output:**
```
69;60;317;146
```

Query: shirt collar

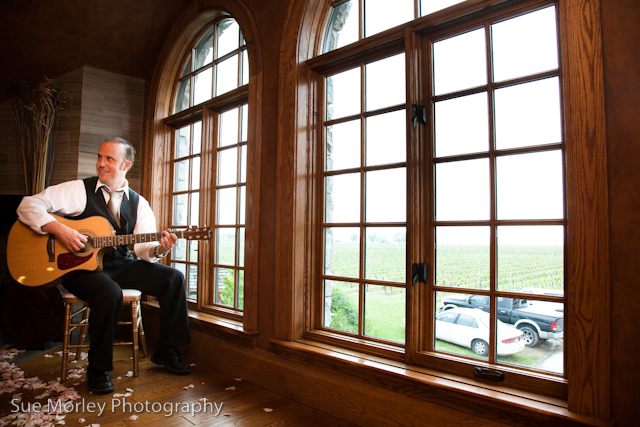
95;178;130;200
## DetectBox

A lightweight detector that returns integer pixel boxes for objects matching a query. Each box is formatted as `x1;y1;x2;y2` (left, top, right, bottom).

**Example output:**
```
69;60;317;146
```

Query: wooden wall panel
79;66;145;192
49;66;83;186
0;102;22;195
0;66;144;195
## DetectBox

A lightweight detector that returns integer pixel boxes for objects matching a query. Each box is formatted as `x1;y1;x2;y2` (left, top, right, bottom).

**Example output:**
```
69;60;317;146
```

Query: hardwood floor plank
0;345;359;426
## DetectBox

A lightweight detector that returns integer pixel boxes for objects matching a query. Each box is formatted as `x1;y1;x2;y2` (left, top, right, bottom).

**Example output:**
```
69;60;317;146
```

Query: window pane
174;238;187;261
324;280;359;333
325;227;360;279
323;0;358;53
194;28;214;69
365;53;405;111
239;145;247;183
366;168;406;223
217;20;240;58
326;68;360;120
187;265;197;300
492;6;558;82
496;150;564;220
193;67;213;105
435;92;488;157
366;110;406;167
214;267;235;307
433;28;486;95
497;225;564;292
239;186;246;225
216;54;239;96
174;79;190;113
219;108;239;147
495;297;563;374
494;77;562;150
173;194;188;226
218;147;238;185
436;226;489;289
242;49;249;86
365;284;406;343
435;158;489;221
435;291;490;360
217;188;237;225
191;156;200;190
175;126;190;158
174;160;189;192
326;120;361;171
190;192;199;225
421;0;466;16
216;228;236;265
364;227;406;282
238;228;245;267
192;122;202;155
188;239;198;263
365;0;414;38
240;104;248;142
237;270;245;309
325;173;360;223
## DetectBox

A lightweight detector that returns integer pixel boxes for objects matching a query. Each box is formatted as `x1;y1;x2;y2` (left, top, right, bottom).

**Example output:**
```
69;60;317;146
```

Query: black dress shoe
151;347;191;375
87;367;114;394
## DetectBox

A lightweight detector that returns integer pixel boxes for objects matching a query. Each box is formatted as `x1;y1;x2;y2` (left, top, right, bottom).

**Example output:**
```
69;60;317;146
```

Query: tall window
167;17;249;317
315;0;565;393
171;122;202;299
213;105;248;311
323;53;408;344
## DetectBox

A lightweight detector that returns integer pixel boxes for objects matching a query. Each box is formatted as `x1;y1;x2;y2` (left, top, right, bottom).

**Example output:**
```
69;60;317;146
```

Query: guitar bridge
47;234;55;262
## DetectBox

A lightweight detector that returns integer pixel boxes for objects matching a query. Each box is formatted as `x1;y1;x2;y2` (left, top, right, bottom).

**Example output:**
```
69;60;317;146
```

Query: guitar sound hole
75;234;95;257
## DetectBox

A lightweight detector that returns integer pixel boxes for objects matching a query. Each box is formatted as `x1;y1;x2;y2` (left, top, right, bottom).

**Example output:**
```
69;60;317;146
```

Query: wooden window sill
271;338;612;427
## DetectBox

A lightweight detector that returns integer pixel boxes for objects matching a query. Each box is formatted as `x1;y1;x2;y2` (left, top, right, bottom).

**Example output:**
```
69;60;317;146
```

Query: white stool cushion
61;289;142;300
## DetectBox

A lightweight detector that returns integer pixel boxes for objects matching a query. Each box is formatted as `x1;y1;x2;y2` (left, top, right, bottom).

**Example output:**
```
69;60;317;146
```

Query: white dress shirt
17;178;161;262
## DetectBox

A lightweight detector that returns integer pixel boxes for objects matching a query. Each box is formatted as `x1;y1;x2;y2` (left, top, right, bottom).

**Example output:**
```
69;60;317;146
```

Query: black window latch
412;263;428;286
412;104;427;126
474;367;505;382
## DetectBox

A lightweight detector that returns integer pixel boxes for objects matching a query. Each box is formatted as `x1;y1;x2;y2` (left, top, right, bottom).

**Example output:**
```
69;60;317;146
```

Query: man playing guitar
16;137;192;394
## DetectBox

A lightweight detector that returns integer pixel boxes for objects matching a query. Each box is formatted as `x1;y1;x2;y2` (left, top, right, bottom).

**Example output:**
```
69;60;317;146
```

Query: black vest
70;176;140;264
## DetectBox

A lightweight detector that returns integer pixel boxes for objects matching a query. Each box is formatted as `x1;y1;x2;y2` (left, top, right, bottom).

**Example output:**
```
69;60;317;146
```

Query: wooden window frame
276;0;609;420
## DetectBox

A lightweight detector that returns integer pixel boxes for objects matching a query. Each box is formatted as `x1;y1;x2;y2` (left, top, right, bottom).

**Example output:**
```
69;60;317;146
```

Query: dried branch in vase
10;77;67;195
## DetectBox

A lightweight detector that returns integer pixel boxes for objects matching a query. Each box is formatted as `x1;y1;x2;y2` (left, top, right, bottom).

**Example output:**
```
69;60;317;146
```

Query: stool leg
137;302;148;357
131;301;139;377
76;304;89;361
61;302;72;380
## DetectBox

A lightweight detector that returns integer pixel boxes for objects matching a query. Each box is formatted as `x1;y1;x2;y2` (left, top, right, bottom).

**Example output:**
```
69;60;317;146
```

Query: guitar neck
93;230;189;248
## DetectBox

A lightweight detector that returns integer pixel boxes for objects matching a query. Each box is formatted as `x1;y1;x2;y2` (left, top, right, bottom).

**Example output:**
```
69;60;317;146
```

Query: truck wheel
519;325;540;347
471;339;489;356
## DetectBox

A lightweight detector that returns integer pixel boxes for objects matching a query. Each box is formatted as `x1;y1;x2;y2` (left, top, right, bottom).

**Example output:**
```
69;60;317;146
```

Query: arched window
148;12;259;329
276;0;610;417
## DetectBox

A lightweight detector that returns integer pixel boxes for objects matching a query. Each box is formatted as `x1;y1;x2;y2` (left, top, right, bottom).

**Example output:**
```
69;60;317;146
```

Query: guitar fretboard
92;230;190;248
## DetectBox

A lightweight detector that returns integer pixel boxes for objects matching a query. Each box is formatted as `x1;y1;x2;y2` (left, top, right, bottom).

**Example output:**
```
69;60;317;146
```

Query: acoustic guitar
7;214;212;287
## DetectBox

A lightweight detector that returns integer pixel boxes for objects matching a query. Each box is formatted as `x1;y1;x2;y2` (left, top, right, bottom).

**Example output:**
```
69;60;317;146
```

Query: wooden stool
60;289;148;379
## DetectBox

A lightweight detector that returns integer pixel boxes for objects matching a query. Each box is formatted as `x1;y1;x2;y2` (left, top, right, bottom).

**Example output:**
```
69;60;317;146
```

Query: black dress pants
62;260;190;372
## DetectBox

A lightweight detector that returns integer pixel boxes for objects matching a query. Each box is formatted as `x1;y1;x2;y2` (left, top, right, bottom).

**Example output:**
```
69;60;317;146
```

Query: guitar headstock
183;226;213;241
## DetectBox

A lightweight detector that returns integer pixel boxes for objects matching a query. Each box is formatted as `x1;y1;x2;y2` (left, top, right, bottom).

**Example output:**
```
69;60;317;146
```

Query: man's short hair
104;137;136;167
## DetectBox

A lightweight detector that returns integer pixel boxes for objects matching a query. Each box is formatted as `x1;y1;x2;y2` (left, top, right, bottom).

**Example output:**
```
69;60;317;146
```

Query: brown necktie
103;187;120;227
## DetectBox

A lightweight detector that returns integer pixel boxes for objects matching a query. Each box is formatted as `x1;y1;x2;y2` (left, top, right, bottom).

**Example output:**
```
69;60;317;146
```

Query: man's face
96;141;130;189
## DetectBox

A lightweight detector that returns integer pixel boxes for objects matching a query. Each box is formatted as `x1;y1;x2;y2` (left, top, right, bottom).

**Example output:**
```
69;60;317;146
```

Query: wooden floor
0;345;359;426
